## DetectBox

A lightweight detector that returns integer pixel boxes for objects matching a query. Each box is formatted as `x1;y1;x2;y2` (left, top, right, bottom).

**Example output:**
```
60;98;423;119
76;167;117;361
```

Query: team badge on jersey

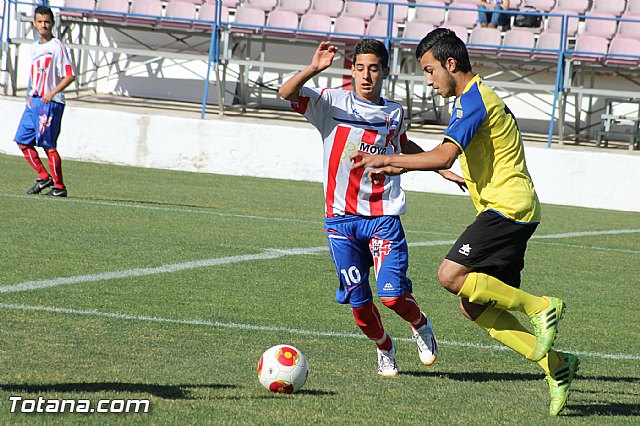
369;238;392;279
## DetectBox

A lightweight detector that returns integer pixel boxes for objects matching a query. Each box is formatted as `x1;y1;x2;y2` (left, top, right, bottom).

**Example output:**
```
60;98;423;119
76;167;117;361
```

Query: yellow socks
474;306;562;370
458;272;548;316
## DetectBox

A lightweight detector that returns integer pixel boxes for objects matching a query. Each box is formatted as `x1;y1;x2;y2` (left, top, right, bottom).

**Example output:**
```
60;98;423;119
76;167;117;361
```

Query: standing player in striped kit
279;39;465;376
14;6;76;197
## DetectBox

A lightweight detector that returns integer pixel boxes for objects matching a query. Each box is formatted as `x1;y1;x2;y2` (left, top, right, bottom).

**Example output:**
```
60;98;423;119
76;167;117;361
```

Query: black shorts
445;210;538;288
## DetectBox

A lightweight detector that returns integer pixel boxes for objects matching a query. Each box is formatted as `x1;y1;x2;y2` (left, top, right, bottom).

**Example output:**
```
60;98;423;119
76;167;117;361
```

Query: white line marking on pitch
1;229;638;294
0;247;327;294
0;193;321;224
0;303;636;361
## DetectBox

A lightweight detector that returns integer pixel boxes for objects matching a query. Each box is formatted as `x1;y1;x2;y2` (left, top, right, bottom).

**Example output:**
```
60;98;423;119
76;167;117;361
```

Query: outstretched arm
278;41;338;102
401;139;466;191
352;141;461;183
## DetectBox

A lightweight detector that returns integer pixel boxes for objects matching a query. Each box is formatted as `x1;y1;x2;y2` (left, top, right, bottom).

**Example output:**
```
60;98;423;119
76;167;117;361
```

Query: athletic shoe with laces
376;339;398;377
44;187;68;197
545;351;580;416
27;177;53;194
528;296;565;361
413;314;438;366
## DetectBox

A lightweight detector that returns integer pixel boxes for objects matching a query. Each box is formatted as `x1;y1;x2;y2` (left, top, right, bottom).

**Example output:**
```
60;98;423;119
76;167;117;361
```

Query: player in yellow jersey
351;28;578;416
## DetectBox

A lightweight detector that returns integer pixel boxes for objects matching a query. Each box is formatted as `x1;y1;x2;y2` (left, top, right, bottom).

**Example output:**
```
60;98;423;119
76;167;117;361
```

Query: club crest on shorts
370;238;391;279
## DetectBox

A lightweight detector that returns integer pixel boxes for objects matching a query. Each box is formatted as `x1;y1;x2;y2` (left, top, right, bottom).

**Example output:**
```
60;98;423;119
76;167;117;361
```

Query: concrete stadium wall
1;96;638;212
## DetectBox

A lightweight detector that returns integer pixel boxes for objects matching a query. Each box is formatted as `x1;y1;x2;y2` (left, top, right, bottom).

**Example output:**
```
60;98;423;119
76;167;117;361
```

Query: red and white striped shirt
29;38;75;104
293;87;408;218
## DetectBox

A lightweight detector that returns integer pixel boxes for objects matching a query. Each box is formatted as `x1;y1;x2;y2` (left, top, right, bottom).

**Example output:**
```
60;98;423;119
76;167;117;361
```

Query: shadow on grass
0;383;336;400
80;196;215;210
209;388;337;400
0;383;235;400
404;371;640;417
402;371;541;382
565;403;640;417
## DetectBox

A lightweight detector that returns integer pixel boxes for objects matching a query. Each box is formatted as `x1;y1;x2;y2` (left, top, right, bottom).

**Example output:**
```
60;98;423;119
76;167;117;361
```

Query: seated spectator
478;0;510;29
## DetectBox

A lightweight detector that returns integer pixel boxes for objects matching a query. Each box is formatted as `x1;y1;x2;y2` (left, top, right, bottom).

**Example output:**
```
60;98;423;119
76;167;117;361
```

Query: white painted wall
1;96;639;212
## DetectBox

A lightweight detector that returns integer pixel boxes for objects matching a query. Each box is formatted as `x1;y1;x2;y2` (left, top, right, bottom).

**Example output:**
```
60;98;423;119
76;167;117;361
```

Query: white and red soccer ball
257;345;308;394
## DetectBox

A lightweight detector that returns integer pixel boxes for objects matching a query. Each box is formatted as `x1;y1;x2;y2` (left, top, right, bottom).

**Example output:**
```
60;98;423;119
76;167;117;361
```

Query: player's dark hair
415;28;472;73
34;5;55;23
354;38;389;69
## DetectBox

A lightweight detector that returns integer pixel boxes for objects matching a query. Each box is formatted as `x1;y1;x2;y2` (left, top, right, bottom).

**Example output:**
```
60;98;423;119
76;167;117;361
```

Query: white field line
4;193;639;237
0;247;327;294
0;193;321;225
1;229;639;294
0;302;637;361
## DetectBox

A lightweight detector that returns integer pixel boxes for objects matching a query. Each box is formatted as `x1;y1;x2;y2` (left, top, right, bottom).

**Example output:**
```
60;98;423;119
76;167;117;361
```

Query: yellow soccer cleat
529;296;565;361
545;351;580;416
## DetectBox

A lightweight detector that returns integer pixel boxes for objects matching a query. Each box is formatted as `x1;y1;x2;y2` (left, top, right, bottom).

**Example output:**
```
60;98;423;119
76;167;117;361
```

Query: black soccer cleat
44;187;68;197
27;177;53;194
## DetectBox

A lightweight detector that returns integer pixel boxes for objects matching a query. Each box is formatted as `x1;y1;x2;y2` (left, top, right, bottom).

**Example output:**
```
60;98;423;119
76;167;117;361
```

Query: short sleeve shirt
444;75;541;223
29;38;75;104
292;88;408;218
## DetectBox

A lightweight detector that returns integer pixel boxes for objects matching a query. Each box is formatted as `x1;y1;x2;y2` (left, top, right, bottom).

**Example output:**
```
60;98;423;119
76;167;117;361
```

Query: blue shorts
325;215;413;308
14;97;65;149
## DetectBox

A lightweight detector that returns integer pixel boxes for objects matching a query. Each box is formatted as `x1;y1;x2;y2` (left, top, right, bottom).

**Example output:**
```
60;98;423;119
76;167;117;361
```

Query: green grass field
0;152;638;425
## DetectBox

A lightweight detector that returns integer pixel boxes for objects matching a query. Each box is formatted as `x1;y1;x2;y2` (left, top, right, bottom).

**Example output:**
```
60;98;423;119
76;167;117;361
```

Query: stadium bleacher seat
196;3;229;27
627;0;640;16
366;17;399;38
584;12;619;40
400;20;435;46
413;1;446;26
276;0;312;15
532;31;562;60
467;26;501;55
245;0;278;12
310;0;344;18
571;34;609;62
500;28;535;58
591;0;626;16
618;15;640;39
222;0;239;7
129;0;163;25
547;10;580;37
232;5;266;33
554;0;589;14
524;0;555;12
374;0;409;23
162;1;197;28
342;0;377;21
264;9;299;36
298;12;332;38
445;2;480;29
60;0;96;19
331;15;366;40
605;36;640;66
94;0;130;21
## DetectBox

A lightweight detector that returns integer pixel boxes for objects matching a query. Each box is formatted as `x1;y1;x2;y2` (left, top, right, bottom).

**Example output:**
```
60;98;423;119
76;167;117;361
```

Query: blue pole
547;13;567;148
201;0;220;119
385;1;394;54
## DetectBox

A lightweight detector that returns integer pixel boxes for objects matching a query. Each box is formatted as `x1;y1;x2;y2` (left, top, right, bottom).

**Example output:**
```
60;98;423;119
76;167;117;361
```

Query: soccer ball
257;344;308;394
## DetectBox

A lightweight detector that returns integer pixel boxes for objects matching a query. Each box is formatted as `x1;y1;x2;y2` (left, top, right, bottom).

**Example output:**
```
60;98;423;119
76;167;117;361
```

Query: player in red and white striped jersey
279;39;465;376
14;6;76;197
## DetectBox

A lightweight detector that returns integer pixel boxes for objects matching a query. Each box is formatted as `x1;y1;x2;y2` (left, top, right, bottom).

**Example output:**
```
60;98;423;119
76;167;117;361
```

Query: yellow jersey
444;75;541;223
